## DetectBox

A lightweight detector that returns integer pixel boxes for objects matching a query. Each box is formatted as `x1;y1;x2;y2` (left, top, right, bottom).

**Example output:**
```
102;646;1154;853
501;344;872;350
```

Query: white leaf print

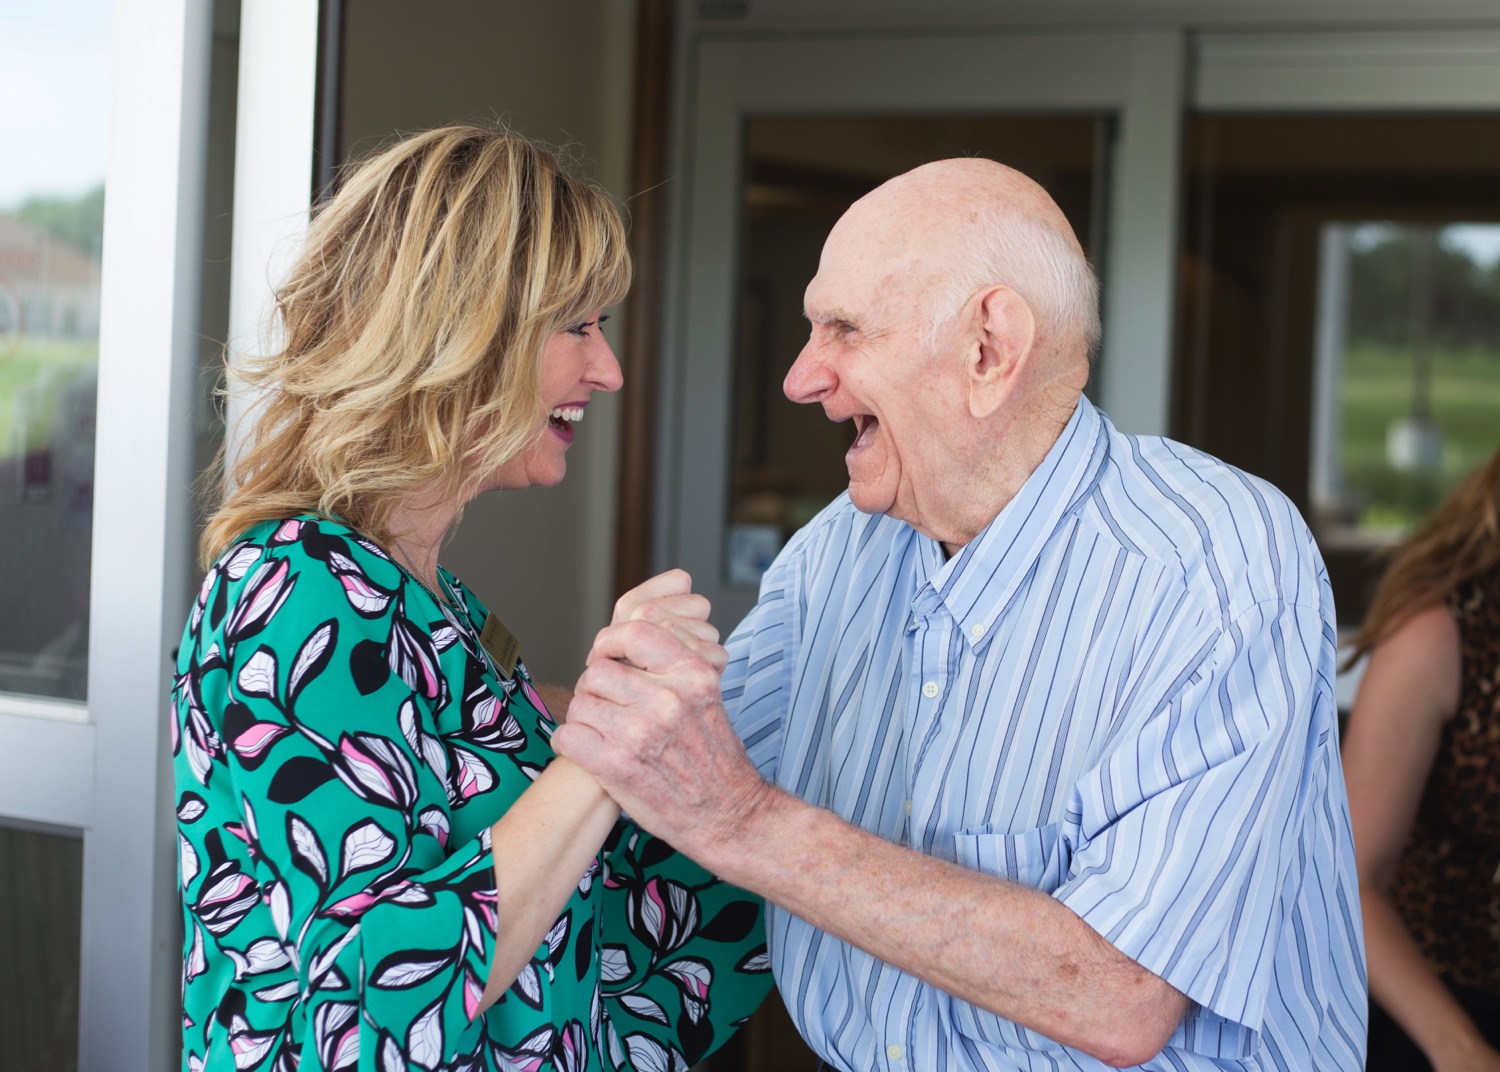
237;648;278;699
388;884;432;906
242;937;291;974
380;1035;405;1072
253;979;299;1002
289;815;328;885
185;923;206;981
180;834;200;886
623;1033;674;1072
177;796;207;823
420;732;449;782
231;1031;276;1069
407;999;444;1070
607;1017;625;1070
599;945;633;984
543;914;569;959
309;924;360;987
430;625;458;651
514;962;542;1005
738;950;771;973
340;820;396;876
617;993;670;1025
268;881;291;942
661;958;712;997
417;807;449;847
288;621;334;698
223;544;263;580
398;699;420;755
373;953;454;989
242;796;259;841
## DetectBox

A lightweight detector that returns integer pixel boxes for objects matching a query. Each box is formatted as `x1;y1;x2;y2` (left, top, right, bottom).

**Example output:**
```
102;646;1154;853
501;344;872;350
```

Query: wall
339;0;636;684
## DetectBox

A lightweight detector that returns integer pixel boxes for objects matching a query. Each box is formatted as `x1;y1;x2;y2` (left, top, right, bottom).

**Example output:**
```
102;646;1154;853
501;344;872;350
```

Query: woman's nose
593;337;624;392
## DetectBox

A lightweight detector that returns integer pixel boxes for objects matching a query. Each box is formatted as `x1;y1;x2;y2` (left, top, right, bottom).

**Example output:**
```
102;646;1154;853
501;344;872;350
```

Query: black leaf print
266;755;337;804
574;914;594;983
288;619;338;701
676;1004;715;1065
695;900;759;944
370;947;457;990
349;639;390;695
635;836;676;870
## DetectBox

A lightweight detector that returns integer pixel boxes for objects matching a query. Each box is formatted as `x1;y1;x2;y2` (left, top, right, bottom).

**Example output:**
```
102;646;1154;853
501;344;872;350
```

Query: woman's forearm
479;756;619;1011
1363;886;1495;1066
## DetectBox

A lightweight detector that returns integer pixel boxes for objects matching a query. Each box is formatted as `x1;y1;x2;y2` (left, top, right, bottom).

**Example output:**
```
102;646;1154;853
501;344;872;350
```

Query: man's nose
784;341;835;404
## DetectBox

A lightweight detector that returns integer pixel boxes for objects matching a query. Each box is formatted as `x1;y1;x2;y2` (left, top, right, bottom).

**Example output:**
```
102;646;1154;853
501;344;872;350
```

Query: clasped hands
551;571;774;867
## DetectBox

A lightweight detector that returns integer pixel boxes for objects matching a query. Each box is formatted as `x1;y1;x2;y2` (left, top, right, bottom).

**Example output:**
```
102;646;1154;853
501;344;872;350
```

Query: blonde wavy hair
200;125;631;567
1345;446;1500;667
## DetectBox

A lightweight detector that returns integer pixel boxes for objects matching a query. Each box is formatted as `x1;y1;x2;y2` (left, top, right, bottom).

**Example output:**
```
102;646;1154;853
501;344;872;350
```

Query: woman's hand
607;569;727;673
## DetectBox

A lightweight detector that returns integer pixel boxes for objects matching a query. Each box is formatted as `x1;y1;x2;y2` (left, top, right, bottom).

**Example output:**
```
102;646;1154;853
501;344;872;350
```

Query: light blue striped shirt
721;397;1366;1071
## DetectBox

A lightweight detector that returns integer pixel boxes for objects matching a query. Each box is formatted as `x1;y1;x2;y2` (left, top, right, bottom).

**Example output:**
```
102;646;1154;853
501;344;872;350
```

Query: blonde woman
1343;447;1500;1072
174;128;770;1072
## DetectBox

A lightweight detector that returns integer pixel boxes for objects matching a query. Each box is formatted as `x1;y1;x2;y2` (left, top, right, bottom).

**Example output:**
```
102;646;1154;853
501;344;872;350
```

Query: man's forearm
703;784;1188;1067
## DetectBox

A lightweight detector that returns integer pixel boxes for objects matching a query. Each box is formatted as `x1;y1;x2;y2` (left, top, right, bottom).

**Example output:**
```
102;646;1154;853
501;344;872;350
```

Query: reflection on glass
0;823;83;1072
0;1;111;701
1312;223;1500;547
1175;114;1500;622
727;115;1109;585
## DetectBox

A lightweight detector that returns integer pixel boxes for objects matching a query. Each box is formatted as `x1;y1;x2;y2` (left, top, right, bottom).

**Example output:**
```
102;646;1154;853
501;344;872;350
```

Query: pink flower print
462;967;485;1022
324;549;392;617
626;877;701;956
494;1026;554;1072
553;1020;588;1072
312;1001;360;1072
388;614;443;701
270;519;302;544
227;1013;279;1069
521;677;548;716
225;559;297;642
194;862;259;937
330;732;418;811
466;693;526;752
450;747;496;802
231;721;289;763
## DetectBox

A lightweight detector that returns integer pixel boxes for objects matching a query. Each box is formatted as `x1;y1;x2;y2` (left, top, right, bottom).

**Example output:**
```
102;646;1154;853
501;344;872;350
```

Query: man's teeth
548;407;584;422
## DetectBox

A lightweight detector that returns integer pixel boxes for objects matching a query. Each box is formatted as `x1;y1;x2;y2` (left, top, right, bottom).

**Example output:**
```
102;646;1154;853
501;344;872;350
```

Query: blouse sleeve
177;530;500;1071
595;823;773;1069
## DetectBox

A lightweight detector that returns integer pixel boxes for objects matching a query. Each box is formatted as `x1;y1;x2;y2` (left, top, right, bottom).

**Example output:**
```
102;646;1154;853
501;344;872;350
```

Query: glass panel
0;822;83;1072
1312;222;1500;547
727;115;1109;586
1175;114;1500;622
0;1;112;700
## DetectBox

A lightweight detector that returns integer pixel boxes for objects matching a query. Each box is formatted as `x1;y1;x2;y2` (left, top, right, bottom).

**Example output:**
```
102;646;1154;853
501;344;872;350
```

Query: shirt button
905;799;912;816
922;681;939;698
970;622;986;638
887;1043;905;1061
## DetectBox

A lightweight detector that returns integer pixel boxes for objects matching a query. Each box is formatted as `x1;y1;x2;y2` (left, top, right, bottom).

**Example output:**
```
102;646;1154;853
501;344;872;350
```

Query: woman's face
482;312;623;491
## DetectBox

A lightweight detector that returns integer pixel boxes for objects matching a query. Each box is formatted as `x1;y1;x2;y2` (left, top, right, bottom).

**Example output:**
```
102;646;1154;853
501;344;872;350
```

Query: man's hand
610;569;727;672
551;619;771;856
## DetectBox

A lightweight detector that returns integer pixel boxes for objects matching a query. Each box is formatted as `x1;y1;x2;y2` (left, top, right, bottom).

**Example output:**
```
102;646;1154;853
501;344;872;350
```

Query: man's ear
966;285;1036;420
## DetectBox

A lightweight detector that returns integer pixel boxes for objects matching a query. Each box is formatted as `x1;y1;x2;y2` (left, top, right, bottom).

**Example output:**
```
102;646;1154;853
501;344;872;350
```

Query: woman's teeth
548;406;584;423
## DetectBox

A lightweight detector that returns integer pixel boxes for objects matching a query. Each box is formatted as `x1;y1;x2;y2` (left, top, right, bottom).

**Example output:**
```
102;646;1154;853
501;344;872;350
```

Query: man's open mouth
850;414;879;452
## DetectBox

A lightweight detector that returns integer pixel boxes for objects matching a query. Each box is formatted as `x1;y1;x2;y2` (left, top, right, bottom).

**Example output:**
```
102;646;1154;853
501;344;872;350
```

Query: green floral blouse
173;516;771;1072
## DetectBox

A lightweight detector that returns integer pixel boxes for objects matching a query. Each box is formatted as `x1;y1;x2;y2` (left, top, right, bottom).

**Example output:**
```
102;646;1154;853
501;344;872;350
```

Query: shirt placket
903;590;952;857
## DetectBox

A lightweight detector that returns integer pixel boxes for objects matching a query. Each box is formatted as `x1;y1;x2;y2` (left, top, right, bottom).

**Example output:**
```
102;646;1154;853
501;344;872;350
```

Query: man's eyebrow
805;306;861;328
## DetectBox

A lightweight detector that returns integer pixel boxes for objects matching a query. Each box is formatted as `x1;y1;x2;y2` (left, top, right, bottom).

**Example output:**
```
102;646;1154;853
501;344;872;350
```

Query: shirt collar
915;396;1109;650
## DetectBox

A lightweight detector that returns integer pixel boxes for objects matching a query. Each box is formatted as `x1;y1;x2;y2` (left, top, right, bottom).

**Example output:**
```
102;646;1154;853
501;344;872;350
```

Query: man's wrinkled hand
609;569;727;673
551;619;771;862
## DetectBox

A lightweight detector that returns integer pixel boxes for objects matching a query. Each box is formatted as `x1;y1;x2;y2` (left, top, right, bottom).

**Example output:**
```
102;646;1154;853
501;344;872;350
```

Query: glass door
657;30;1186;632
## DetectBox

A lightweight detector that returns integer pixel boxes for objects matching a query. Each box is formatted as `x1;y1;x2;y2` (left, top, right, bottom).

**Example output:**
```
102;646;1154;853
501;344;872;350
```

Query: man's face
784;217;969;528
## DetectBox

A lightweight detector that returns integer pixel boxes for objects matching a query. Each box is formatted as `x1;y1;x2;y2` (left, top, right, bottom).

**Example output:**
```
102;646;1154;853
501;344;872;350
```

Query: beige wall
339;0;636;684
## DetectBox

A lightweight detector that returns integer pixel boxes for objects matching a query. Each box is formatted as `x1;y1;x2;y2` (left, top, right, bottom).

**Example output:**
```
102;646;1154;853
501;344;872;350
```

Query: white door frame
653;29;1186;630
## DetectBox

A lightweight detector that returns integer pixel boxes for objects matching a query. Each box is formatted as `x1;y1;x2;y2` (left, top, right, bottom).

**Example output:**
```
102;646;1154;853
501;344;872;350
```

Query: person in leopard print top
1343;446;1500;1072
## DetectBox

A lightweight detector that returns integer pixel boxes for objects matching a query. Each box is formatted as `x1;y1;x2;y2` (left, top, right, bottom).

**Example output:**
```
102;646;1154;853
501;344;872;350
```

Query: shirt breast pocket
952;820;1072;894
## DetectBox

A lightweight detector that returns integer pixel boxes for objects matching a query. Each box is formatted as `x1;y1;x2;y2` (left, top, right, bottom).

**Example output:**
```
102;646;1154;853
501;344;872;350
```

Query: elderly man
553;159;1366;1070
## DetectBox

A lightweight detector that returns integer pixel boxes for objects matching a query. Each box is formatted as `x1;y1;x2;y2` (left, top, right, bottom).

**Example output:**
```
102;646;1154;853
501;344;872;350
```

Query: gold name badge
480;613;521;678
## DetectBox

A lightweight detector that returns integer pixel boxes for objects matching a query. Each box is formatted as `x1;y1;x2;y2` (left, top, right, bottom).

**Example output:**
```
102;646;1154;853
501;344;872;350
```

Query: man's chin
845;480;897;518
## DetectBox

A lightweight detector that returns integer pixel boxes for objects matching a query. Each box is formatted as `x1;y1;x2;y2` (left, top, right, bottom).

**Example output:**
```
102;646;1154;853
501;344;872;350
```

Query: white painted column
79;0;213;1067
1097;31;1186;436
226;0;320;460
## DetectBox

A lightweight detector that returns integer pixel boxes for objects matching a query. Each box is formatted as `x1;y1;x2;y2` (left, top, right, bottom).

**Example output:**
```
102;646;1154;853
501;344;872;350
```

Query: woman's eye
569;319;597;337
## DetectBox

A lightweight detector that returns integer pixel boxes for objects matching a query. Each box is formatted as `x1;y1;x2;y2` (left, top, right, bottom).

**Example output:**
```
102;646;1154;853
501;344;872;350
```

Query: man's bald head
829;158;1099;359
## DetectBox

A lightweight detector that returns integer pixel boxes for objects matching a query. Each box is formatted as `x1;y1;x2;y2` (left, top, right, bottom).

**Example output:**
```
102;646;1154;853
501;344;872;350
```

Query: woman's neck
387;492;462;594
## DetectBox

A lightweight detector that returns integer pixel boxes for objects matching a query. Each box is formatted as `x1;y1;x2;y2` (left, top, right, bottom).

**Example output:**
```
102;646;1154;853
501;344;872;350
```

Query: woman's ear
966;285;1036;419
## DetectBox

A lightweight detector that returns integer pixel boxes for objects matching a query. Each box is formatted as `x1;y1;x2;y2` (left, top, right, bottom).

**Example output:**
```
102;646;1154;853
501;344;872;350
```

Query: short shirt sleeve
1055;595;1340;1053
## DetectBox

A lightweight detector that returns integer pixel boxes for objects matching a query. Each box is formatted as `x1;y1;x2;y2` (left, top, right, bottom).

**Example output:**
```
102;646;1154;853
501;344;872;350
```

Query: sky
1349;220;1500;269
0;0;113;209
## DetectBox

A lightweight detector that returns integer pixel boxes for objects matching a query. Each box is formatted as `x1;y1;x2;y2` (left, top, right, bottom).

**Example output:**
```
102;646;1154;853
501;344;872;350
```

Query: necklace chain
393;537;458;610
